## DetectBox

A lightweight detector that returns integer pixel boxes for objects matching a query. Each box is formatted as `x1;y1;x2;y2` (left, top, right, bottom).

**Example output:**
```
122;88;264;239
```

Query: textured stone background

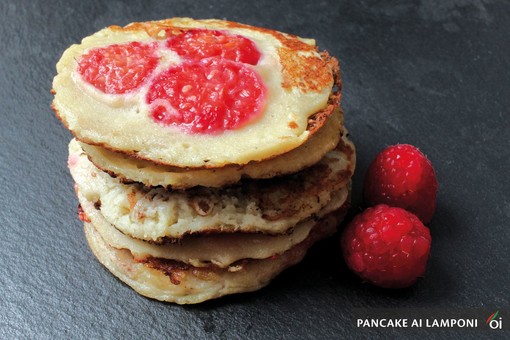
1;0;508;338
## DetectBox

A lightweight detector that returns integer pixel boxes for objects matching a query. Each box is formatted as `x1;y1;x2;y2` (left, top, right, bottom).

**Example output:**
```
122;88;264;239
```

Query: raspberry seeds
146;57;266;134
78;42;159;94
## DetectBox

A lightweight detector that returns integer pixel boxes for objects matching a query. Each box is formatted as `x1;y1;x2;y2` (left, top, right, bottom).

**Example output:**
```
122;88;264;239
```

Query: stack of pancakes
52;18;356;304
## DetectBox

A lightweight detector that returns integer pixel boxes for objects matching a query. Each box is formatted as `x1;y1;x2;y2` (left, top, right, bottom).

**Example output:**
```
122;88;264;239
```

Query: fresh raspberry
341;205;432;288
363;144;438;223
146;57;266;134
166;29;261;65
78;42;159;94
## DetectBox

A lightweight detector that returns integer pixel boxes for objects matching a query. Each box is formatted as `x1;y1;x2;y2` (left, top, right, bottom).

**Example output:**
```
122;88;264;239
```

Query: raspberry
363;144;438;223
341;205;432;288
78;42;159;94
146;57;266;134
166;29;261;65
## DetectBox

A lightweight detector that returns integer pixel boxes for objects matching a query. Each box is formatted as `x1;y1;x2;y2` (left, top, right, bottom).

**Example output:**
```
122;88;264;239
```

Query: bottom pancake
83;208;347;304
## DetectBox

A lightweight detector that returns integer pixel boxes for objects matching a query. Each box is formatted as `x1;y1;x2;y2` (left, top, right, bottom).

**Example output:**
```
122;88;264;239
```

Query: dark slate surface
1;0;508;338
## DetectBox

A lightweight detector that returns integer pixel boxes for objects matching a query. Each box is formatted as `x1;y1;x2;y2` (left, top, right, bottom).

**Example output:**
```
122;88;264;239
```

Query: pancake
52;18;340;168
83;208;344;304
80;110;343;189
77;186;349;268
69;135;355;242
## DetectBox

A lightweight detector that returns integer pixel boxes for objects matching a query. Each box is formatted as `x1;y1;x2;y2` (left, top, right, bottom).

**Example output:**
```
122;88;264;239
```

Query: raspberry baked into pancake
53;18;356;304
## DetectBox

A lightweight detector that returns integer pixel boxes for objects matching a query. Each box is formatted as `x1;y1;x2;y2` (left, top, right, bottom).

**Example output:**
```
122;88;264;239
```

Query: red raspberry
166;29;261;65
363;144;438;223
146;57;266;134
78;42;159;94
341;205;432;288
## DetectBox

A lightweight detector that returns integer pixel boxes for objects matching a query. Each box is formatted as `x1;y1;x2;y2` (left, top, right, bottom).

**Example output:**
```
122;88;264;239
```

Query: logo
486;311;503;330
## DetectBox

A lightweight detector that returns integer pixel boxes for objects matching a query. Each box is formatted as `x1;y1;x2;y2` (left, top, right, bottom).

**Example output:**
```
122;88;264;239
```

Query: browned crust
141;205;349;283
278;47;333;93
307;53;342;135
117;18;317;52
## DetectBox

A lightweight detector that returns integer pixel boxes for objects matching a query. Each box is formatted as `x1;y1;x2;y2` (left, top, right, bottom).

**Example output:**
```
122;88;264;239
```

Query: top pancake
52;18;340;168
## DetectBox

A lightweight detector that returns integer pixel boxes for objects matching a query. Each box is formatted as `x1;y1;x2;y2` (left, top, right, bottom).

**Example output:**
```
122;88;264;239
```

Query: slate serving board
1;1;508;338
